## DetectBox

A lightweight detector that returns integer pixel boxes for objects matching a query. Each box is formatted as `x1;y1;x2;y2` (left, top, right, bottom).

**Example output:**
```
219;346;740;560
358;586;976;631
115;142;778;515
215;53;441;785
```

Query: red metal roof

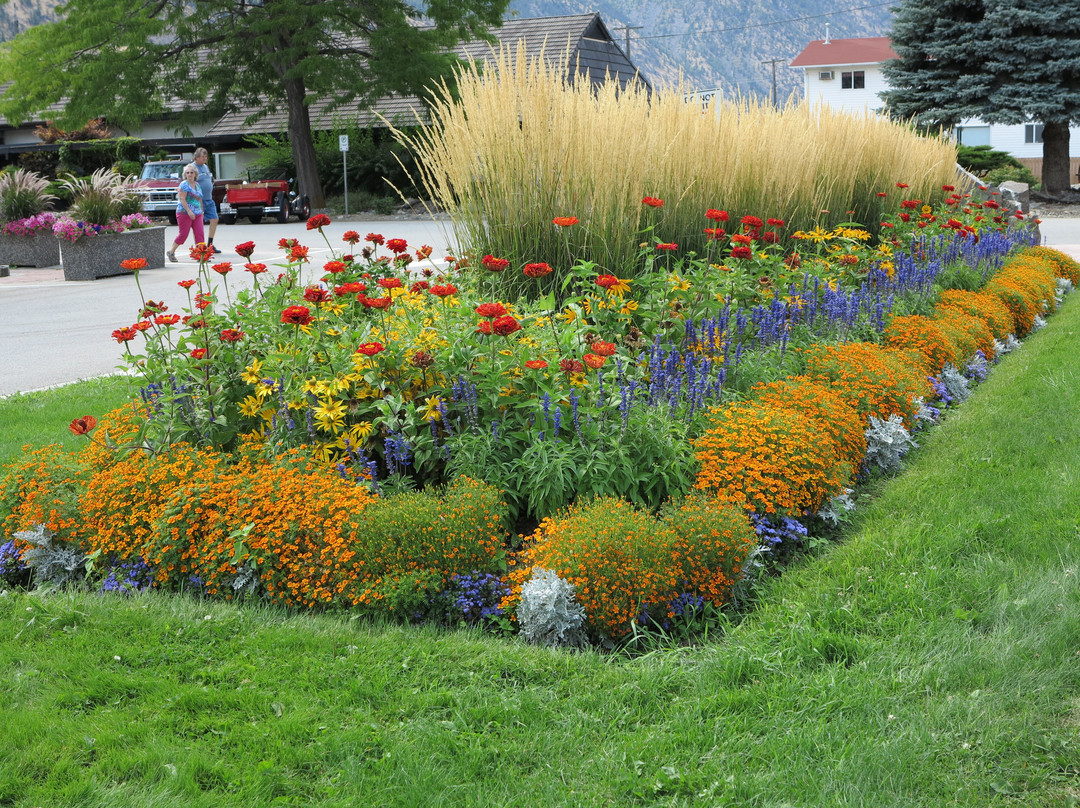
789;37;897;68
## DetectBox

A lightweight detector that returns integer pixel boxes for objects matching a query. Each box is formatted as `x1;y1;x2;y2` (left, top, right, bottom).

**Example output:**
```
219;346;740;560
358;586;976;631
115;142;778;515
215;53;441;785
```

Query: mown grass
0;375;133;464
1;297;1078;806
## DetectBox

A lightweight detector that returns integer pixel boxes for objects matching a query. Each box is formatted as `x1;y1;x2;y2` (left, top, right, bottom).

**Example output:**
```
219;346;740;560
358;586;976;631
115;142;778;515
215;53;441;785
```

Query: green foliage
0;167;55;222
956;144;1023;175
60;168;140;225
984;164;1040;189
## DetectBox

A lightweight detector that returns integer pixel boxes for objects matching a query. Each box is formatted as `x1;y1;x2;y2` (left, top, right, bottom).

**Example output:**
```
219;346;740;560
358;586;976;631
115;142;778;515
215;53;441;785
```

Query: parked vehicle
222;178;311;224
132;160;234;224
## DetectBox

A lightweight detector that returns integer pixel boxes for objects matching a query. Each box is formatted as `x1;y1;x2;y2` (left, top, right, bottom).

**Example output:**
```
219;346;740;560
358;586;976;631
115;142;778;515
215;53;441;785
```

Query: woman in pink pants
167;163;205;262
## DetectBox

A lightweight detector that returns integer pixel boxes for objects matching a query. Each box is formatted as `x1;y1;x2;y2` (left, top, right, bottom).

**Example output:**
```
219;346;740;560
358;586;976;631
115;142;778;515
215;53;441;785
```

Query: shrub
521;497;681;639
956;144;1025;175
935;309;992;362
803;342;932;428
0;445;89;545
1019;246;1080;285
983;164;1039;189
60;167;140;226
517;567;588;648
693;402;848;516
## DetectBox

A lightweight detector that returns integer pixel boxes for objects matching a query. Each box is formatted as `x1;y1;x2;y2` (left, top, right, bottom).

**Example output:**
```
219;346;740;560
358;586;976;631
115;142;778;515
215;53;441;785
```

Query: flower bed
0;213;61;267
2;188;1076;646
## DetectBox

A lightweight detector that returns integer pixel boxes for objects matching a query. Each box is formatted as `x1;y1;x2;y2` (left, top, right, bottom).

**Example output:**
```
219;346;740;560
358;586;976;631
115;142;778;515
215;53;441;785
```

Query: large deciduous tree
0;0;509;207
883;0;1080;193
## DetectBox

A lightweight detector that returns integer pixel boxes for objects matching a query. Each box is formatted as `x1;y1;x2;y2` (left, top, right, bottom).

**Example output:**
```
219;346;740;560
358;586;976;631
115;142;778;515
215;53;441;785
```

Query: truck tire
220;213;236;225
167;212;178;226
274;192;290;224
248;214;263;224
295;196;311;221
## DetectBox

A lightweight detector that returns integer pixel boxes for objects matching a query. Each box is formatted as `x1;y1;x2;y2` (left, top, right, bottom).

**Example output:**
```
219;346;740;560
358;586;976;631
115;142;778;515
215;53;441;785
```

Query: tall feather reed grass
394;44;959;294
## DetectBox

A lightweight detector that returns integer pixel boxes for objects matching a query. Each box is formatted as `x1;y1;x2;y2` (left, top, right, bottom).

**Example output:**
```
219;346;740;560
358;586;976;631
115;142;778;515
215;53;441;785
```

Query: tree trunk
1041;120;1072;194
283;75;326;209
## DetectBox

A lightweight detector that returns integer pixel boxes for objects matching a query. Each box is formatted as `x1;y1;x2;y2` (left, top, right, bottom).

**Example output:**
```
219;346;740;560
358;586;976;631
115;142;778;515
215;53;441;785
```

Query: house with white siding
790;36;1080;178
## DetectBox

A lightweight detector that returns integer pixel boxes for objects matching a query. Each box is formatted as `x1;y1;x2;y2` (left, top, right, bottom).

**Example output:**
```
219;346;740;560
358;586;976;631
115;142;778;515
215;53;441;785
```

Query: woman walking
167;163;205;262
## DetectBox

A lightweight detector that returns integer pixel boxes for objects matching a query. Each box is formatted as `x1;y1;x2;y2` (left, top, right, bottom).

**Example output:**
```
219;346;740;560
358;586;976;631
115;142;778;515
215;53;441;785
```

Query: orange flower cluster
883;315;959;374
693;402;849;515
985;253;1059;337
751;376;867;474
803;342;931;428
0;446;89;547
1021;245;1080;285
934;311;987;362
936;290;1014;342
666;493;757;608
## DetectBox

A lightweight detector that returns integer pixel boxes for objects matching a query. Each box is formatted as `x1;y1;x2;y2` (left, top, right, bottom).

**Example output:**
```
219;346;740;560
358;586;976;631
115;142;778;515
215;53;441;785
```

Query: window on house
841;71;865;89
956;126;991;147
1025;124;1044;143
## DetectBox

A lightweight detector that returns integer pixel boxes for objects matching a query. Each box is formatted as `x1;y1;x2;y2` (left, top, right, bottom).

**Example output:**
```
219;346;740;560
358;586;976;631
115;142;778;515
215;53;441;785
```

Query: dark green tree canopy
883;0;1080;192
0;0;510;206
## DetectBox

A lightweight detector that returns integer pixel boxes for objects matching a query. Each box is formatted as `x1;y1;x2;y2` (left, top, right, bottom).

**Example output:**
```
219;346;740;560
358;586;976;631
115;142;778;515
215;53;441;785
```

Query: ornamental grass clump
803;341;931;428
693;401;849;516
0;167;55;223
59;167;141;226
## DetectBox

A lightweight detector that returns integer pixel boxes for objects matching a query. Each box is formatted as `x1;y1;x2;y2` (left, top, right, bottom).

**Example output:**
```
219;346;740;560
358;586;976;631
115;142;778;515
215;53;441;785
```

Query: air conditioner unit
819;71;835;80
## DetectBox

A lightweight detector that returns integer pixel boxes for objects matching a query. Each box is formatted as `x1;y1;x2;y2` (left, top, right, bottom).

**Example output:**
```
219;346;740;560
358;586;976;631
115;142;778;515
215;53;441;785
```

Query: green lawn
1;297;1078;806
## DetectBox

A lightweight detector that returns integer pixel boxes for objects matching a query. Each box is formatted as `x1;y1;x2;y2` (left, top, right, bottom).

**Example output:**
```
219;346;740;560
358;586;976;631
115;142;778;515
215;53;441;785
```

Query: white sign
339;134;349;152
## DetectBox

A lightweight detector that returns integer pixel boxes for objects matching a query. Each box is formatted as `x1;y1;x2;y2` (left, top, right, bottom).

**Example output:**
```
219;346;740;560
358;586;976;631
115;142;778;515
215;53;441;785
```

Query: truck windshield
142;164;183;180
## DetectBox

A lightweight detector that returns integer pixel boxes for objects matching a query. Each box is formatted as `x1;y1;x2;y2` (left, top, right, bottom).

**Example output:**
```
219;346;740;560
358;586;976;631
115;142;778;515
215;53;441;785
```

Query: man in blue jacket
193;147;221;254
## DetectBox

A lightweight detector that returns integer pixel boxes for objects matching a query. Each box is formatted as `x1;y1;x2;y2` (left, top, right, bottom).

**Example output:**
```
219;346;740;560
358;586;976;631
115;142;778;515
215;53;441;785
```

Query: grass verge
1;298;1078;806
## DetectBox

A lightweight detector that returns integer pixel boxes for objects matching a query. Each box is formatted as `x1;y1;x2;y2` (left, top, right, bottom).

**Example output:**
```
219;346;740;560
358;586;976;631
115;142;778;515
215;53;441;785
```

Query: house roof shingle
789;37;897;69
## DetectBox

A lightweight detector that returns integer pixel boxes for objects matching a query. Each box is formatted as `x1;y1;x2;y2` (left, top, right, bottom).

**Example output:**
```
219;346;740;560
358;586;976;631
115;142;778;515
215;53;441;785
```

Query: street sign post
339;135;350;214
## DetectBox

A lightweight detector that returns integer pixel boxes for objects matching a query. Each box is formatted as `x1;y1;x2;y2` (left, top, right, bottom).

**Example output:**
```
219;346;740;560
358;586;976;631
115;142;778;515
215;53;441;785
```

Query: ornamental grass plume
693;401;849;516
803;341;932;428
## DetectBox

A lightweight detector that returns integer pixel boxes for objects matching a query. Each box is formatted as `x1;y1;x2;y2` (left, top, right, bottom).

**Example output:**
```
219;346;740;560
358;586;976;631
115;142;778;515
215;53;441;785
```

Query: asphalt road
2;216;1079;397
0;215;458;396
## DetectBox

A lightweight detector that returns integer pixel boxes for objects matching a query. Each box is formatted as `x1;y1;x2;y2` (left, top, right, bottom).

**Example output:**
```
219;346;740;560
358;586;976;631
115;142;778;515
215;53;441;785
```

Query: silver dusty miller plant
940;363;971;405
994;334;1022;355
16;524;87;589
517;567;588;648
864;414;917;474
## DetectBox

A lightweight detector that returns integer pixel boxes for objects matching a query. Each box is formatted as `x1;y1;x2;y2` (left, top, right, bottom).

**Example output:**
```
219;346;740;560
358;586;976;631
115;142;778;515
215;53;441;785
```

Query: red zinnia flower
553;216;579;227
492;315;522;336
112;327;137;343
656;242;678;251
245;262;268;275
942;184;955;191
476;320;492;336
355;342;385;356
343;230;361;245
155;314;181;326
190;348;207;359
278;238;297;249
559;359;585;374
900;199;920;210
741;214;764;229
876;192;888;198
185;317;208;329
386;238;409;254
704;227;726;240
410;350;434;369
212;262;233;275
410;280;430;293
705;209;728;222
324;260;347;274
178;279;196;289
365;233;384;245
190;243;215;262
481;254;510;272
335;282;365;296
132;320;153;332
220;328;245;343
140;300;167;317
475;302;508;318
415;244;433;260
362;295;393;310
120;257;148;271
582;353;607;369
766;218;786;227
68;415;97;436
591;341;616;357
525;359;548;370
730;246;753;260
289;245;309;262
899;212;912;222
523;262;553;278
280;305;313;326
642;196;664;208
838;254;859;265
731;233;753;245
896;182;909;189
377;277;403;289
306;213;332;230
762;231;779;244
303;286;332;303
430;284;458;297
596;274;619;289
235;241;256;258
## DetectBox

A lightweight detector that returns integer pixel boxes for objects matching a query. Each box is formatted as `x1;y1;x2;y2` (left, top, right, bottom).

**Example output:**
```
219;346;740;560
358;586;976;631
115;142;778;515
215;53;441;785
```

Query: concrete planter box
59;226;166;281
0;230;61;267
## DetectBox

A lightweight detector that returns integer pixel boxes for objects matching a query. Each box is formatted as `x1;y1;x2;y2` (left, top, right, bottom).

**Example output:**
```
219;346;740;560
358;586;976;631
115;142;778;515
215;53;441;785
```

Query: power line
637;2;894;41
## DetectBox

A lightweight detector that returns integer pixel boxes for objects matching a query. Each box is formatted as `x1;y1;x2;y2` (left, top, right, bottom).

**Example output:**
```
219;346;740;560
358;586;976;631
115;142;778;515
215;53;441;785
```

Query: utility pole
760;58;785;108
613;25;643;60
